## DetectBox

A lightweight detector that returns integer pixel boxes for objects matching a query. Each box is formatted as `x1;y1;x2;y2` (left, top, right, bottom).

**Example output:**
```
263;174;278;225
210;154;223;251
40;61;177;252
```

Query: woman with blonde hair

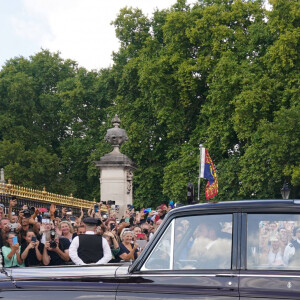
118;229;140;261
58;221;76;242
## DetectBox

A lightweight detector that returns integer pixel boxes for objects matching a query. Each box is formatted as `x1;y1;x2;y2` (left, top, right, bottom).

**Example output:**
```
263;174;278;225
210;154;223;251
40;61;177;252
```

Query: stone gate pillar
94;115;137;217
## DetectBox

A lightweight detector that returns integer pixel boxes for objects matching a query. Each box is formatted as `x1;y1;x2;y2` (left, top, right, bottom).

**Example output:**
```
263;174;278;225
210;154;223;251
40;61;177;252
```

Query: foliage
1;0;299;206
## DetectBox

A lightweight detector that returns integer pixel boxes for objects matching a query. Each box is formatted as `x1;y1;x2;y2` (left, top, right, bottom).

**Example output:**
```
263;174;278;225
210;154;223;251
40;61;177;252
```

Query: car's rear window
247;214;300;270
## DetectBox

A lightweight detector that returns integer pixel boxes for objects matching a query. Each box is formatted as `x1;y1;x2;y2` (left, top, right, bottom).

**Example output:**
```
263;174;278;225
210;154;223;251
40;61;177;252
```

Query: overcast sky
0;0;187;71
0;0;271;71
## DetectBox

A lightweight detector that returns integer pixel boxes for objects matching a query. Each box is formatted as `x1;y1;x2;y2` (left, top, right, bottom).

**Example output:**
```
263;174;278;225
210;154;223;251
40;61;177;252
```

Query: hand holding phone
12;236;18;245
136;233;146;240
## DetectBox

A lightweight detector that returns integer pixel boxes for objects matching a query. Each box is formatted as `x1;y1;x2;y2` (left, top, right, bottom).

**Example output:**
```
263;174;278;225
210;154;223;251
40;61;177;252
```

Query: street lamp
281;182;291;200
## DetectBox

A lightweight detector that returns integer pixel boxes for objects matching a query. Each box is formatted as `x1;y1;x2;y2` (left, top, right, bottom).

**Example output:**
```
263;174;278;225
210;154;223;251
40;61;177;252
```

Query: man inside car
283;227;300;267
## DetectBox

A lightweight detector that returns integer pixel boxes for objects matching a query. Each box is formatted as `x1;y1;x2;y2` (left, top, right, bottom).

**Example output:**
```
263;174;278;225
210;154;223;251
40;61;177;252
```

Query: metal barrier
0;181;96;216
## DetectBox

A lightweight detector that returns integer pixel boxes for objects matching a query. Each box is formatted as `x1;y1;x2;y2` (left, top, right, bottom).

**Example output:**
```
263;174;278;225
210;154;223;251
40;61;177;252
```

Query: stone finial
112;114;121;128
104;114;128;153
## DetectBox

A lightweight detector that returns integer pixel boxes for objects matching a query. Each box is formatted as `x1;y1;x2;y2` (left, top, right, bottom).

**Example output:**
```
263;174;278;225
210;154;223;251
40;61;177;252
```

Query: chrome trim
169;220;175;270
240;274;300;278
131;273;300;278
9;264;120;280
130;273;235;277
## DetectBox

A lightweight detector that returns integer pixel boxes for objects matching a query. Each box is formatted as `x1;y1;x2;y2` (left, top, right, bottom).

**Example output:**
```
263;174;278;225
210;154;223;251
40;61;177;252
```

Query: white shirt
283;239;300;265
69;231;112;265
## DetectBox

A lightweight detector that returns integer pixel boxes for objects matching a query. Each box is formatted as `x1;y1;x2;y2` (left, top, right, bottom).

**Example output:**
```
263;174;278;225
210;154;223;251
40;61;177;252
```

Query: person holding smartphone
1;232;24;267
21;230;44;267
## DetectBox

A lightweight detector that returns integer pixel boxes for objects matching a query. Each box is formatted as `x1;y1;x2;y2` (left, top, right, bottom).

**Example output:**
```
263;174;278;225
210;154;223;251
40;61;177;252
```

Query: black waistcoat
78;234;104;264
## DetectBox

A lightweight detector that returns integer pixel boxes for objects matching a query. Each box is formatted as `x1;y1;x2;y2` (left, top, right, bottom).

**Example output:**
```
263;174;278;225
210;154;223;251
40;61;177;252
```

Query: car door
0;264;119;299
239;209;300;299
116;212;240;300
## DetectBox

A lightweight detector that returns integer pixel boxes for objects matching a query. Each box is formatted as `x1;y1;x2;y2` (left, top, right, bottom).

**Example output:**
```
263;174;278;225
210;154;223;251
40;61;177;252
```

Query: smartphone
31;236;37;242
94;204;99;212
12;236;18;245
110;223;115;230
125;217;130;223
137;233;146;239
42;218;50;224
144;208;151;213
129;216;134;225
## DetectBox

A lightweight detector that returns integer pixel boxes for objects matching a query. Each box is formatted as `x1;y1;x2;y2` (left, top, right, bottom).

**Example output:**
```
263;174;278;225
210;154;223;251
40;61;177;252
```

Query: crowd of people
249;219;300;268
0;198;171;267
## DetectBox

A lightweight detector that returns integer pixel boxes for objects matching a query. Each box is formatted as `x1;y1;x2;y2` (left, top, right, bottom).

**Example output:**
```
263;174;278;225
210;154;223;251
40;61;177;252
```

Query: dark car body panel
1;200;300;299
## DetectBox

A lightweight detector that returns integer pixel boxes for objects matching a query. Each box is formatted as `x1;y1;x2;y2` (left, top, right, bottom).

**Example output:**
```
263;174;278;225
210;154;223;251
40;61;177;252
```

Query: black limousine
1;199;300;299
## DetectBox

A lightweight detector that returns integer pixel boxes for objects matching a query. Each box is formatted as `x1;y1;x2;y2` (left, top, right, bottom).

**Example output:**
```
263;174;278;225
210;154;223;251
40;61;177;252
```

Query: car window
142;214;232;271
142;221;173;270
247;214;300;270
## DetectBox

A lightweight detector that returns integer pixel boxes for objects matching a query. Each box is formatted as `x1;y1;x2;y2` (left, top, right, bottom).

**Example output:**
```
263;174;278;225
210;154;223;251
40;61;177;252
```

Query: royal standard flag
200;148;218;200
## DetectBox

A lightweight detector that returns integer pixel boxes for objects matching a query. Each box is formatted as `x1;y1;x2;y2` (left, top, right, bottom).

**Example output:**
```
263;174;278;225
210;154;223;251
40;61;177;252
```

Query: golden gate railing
0;180;95;210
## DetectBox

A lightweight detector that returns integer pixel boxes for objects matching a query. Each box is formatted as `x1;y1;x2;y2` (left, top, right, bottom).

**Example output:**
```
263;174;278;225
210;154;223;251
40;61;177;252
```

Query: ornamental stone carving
104;114;128;152
127;170;133;194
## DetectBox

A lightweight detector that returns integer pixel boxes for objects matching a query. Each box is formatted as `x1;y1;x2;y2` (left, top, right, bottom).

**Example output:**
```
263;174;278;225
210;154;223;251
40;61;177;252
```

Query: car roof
169;199;300;215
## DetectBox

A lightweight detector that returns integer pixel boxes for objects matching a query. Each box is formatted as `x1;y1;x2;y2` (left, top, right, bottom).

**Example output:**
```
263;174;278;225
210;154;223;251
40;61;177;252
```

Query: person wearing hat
283;226;300;267
69;217;112;265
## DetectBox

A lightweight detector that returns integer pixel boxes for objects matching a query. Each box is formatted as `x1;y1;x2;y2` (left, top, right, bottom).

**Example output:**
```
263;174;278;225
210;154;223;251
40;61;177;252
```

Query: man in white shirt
283;227;300;267
69;217;112;265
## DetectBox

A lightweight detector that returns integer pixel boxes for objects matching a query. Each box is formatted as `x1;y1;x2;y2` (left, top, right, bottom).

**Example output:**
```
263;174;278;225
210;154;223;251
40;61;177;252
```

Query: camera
107;200;115;206
31;236;37;242
49;229;57;248
49;240;57;248
23;209;32;219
